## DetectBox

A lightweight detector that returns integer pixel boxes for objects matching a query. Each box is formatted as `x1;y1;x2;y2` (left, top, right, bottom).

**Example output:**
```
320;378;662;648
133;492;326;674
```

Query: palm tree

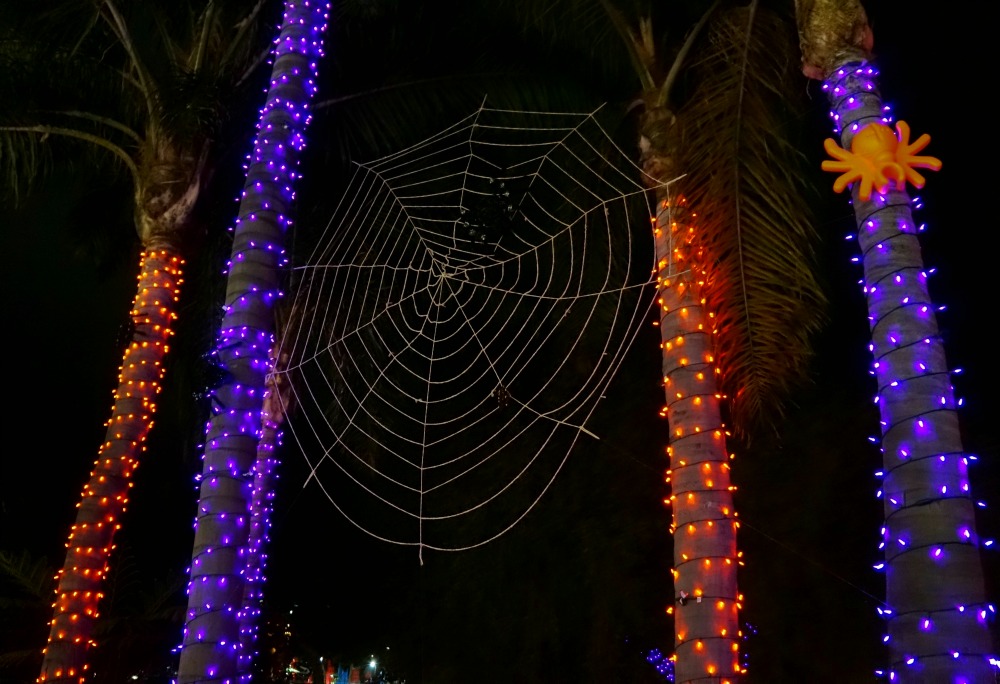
500;2;827;680
266;0;827;679
236;342;292;679
795;0;998;680
173;2;329;681
173;4;685;678
0;3;635;680
0;2;281;681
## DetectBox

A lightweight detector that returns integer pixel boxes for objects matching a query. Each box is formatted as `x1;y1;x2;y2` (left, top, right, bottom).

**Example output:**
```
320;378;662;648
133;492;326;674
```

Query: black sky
2;3;997;682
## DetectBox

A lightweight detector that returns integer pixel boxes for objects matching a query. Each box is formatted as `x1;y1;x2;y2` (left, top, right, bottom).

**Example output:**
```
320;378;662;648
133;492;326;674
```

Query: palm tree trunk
820;60;996;684
38;248;184;684
237;347;291;680
175;2;329;682
642;108;743;684
233;402;280;681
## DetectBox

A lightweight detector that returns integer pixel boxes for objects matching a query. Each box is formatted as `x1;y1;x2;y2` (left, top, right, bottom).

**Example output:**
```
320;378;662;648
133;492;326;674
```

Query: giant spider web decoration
277;105;667;559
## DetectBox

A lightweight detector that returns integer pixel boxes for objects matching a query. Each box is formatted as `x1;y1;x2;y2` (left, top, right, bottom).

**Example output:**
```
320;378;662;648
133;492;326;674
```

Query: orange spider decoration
821;120;942;201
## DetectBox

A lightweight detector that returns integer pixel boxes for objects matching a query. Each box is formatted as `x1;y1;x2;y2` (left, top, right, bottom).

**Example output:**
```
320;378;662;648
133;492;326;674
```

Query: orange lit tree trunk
643;106;742;684
654;197;742;683
38;247;184;683
36;137;205;684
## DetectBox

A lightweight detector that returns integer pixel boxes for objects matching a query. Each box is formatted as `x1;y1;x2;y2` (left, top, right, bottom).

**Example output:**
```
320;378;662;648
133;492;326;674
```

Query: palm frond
0;8;150;198
470;0;641;92
219;0;275;77
99;556;188;626
0;125;50;204
307;4;622;180
677;4;828;441
0;548;50;679
100;0;158;120
0;549;55;601
0;648;45;674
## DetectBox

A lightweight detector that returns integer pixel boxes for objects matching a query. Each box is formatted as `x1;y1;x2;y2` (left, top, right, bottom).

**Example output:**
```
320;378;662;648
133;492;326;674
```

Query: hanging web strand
277;105;669;561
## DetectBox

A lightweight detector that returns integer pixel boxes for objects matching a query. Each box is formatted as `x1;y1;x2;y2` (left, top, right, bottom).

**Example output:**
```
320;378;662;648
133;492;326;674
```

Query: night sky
2;3;997;683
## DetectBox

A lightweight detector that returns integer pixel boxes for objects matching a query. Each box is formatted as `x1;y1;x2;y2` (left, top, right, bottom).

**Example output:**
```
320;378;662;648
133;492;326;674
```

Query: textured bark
176;2;328;681
38;249;184;684
236;349;290;679
642;104;743;684
793;0;872;80
823;64;995;683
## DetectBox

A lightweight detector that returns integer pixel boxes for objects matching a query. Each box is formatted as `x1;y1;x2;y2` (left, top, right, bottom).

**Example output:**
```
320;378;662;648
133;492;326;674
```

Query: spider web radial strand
278;105;673;557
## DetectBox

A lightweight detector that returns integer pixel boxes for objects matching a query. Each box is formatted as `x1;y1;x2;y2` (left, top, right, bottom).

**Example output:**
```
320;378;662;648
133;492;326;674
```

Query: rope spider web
276;104;669;560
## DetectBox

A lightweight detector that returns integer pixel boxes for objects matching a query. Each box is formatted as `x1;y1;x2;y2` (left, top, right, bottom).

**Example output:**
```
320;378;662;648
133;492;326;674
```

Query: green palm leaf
677;5;828;439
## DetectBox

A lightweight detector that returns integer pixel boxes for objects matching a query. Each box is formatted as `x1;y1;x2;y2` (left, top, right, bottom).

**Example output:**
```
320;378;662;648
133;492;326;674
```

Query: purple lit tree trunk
822;64;996;683
237;347;291;680
176;2;329;682
796;3;997;676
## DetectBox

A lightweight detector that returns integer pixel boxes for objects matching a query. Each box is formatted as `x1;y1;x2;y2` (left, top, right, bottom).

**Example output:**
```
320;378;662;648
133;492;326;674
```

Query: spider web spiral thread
276;105;671;559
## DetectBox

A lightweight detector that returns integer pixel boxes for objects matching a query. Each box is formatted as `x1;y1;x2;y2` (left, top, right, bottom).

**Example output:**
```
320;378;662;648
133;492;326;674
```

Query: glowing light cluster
823;63;997;682
175;2;329;682
236;349;286;677
38;250;183;684
653;197;743;683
